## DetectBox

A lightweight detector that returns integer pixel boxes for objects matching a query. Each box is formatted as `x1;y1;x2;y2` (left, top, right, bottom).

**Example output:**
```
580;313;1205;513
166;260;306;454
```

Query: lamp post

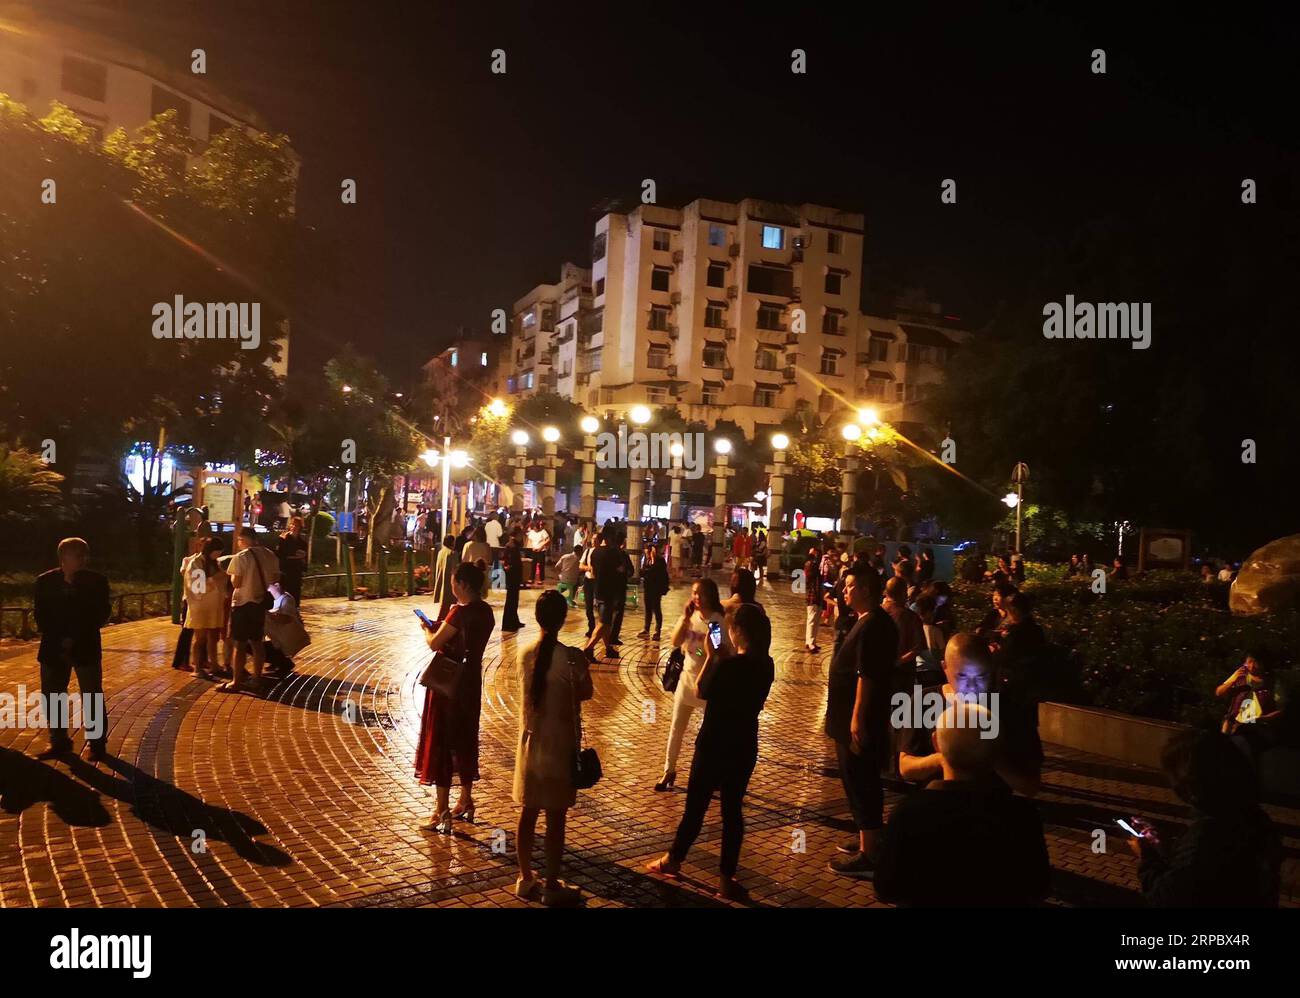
766;432;789;577
709;438;734;570
510;429;529;513
541;426;561;516
625;405;652;555
577;415;600;521
1011;462;1029;554
839;422;862;546
667;440;685;522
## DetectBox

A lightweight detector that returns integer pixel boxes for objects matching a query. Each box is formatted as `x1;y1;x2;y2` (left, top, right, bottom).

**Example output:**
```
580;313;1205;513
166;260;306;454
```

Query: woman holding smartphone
414;561;495;833
655;578;731;791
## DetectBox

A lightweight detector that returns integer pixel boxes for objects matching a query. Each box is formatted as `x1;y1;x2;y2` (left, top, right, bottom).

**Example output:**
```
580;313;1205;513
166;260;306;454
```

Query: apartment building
501;263;592;398
501;197;968;437
423;335;496;430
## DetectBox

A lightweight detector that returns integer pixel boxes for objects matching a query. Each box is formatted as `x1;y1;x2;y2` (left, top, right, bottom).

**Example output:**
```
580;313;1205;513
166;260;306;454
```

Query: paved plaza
0;581;1296;908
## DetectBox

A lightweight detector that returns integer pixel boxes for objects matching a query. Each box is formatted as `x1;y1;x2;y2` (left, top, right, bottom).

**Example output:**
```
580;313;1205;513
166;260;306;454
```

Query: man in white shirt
223;527;280;693
264;581;307;677
485;515;504;565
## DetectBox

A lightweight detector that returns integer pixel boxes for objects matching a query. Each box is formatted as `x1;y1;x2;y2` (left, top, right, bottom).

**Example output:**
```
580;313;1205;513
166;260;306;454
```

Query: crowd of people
23;520;1287;909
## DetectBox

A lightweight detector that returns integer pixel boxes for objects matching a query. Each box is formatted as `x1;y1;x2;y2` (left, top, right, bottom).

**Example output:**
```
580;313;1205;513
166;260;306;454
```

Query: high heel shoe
451;798;476;822
419;808;453;834
653;771;676;792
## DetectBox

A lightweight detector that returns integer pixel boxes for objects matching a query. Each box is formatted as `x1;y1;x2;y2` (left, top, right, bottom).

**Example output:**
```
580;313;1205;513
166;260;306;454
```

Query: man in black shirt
648;604;774;900
582;524;630;663
277;516;309;603
826;567;898;878
33;538;112;760
875;701;1051;906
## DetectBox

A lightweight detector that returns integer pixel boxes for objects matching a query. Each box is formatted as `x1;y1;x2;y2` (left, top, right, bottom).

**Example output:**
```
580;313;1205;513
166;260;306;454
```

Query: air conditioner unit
785;332;800;345
726;285;738;299
668;324;679;338
783;366;796;381
723;367;735;380
724;327;736;341
728;243;740;257
857;352;871;365
672;249;683;264
670;291;682;305
666;365;678;378
791;287;802;302
577;372;589;385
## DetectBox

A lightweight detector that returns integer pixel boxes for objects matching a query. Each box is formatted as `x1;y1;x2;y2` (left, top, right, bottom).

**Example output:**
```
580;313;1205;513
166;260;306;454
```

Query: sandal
216;681;242;693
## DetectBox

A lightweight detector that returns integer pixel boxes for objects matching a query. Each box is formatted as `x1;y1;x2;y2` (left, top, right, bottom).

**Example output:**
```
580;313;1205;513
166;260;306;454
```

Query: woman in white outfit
655;577;732;791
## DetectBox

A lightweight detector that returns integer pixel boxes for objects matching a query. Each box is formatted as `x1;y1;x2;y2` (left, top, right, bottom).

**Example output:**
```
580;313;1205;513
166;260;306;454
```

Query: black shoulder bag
570;647;602;789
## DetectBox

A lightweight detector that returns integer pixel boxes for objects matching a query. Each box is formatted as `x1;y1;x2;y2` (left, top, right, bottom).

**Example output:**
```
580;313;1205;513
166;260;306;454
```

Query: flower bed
952;569;1300;728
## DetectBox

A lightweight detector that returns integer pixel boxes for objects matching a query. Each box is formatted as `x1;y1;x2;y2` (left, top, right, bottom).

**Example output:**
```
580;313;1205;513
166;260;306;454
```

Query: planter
1037;701;1188;770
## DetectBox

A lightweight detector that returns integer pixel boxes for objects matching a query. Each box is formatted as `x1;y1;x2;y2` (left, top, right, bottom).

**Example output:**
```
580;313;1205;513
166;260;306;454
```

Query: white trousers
805;605;820;647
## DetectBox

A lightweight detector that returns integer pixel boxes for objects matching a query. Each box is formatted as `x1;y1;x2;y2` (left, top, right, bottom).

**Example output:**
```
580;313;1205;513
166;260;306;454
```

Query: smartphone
1115;818;1143;838
413;608;433;630
707;621;722;649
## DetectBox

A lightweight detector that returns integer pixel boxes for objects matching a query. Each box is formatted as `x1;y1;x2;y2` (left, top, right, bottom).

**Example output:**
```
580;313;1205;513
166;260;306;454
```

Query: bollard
342;540;356;600
405;547;416;596
378;546;389;597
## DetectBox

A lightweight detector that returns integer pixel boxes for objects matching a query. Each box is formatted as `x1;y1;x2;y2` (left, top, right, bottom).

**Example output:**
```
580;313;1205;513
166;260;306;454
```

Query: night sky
37;1;1299;381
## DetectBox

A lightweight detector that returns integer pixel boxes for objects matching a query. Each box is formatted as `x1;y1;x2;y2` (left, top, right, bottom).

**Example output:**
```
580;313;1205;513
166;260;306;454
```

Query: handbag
569;648;601;789
419;650;464;697
661;646;685;693
250;548;275;611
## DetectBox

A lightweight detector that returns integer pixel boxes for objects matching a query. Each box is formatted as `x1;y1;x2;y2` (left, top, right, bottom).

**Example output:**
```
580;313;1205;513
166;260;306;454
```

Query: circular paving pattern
1;580;1296;907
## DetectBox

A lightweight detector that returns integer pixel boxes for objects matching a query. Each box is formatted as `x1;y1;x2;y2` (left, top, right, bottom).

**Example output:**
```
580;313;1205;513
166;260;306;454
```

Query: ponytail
530;589;569;708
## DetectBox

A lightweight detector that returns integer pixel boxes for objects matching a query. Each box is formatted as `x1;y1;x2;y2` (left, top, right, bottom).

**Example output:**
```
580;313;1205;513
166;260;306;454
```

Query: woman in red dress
414;561;496;833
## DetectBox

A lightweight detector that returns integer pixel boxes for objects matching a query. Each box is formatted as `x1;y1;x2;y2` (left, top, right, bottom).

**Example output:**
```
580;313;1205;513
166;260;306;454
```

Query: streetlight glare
858;407;880;427
629;404;652;425
842;423;862;441
771;432;790;451
714;438;732;455
511;429;530;446
420;449;439;468
451;450;470;468
580;415;600;435
487;398;508;418
669;441;684;458
341;384;353;394
1003;492;1020;508
542;426;560;443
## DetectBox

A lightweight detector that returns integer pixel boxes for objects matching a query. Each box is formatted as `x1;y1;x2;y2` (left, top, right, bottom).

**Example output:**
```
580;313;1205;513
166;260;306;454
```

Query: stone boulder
1229;534;1300;615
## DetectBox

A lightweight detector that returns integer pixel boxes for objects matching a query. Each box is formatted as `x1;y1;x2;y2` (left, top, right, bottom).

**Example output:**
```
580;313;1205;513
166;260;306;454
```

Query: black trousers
612;601;625;642
39;655;107;749
502;581;522;630
669;746;757;877
583;578;596;633
643;592;663;633
835;738;884;832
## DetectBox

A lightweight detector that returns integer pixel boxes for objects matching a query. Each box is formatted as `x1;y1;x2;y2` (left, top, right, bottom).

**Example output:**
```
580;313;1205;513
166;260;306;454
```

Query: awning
898;324;959;348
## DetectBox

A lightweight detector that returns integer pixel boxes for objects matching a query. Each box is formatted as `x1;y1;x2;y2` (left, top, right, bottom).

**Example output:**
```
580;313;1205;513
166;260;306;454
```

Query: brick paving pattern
1;581;1296;908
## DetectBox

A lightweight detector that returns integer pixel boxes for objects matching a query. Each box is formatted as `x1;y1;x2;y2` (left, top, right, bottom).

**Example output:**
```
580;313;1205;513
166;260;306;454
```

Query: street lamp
626;406;652;554
1010;462;1029;555
487;398;508;418
510;430;530;512
540;426;561;516
857;407;880;427
577;416;600;520
667;440;686;522
839;422;862;544
766;433;790;577
709;438;734;569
